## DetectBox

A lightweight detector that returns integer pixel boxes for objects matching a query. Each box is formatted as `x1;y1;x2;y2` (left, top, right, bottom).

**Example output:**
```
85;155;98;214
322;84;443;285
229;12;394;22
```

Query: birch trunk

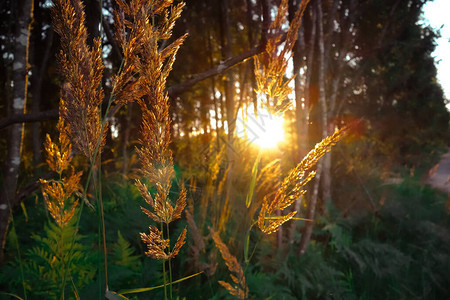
0;0;33;261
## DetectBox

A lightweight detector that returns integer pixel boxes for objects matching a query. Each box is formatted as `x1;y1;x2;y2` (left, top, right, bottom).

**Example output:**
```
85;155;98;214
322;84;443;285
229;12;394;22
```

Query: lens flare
235;104;285;149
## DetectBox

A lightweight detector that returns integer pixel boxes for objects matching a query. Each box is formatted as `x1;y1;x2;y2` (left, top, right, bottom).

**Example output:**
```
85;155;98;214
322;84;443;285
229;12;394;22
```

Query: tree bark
30;15;54;173
121;103;133;178
85;0;101;45
320;0;338;205
291;0;316;242
0;109;58;130
298;0;327;256
246;0;258;112
322;0;356;205
0;0;33;262
220;0;236;204
289;0;308;160
206;20;221;148
289;0;303;244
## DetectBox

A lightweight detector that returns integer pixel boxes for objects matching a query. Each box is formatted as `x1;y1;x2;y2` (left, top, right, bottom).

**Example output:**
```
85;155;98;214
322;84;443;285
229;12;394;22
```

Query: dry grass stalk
254;0;310;112
113;0;187;106
140;226;187;260
258;127;347;234
185;209;209;273
185;210;205;256
250;0;346;235
113;0;188;259
217;196;231;234
256;159;282;202
52;0;106;161
200;143;226;228
135;179;186;224
210;228;248;299
40;117;82;227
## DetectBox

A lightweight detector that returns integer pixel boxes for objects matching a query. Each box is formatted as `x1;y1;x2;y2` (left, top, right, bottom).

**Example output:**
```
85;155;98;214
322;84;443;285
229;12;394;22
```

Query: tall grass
33;0;347;299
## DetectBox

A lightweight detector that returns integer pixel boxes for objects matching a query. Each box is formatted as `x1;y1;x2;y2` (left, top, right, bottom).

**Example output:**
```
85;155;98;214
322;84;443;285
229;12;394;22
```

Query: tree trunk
121;103;133;178
0;0;33;262
298;159;323;255
30;16;54;175
220;0;235;204
291;1;316;242
299;0;327;256
85;0;101;45
207;25;221;149
322;0;356;206
246;0;258;111
289;0;304;243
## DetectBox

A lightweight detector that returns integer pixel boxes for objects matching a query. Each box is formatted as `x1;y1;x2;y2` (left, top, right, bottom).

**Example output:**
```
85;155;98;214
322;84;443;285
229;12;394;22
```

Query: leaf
118;272;203;294
246;152;262;208
264;216;312;221
0;292;24;300
244;229;250;263
20;201;28;222
71;276;81;300
105;289;129;300
112;230;140;270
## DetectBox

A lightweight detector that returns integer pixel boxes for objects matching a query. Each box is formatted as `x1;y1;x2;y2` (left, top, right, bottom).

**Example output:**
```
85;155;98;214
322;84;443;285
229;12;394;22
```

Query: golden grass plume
114;0;188;259
40;117;82;227
258;127;347;234
254;0;310;112
140;226;187;260
52;0;106;161
210;228;249;299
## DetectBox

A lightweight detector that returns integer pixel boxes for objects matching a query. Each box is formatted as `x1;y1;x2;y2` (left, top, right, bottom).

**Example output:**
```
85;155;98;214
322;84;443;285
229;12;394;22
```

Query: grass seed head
210;228;248;299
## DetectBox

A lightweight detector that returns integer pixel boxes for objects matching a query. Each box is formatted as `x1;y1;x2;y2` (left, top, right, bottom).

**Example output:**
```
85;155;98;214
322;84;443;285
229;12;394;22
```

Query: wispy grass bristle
52;0;106;161
210;228;248;299
254;0;311;113
40;117;81;227
258;127;347;234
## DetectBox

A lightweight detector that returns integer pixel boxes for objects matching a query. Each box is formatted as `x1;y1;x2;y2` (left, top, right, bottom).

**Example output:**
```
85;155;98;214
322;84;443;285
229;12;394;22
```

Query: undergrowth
1;0;449;299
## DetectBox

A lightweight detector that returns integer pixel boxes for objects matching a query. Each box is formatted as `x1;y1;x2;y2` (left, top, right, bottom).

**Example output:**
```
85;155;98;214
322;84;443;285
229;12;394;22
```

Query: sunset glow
235;104;285;149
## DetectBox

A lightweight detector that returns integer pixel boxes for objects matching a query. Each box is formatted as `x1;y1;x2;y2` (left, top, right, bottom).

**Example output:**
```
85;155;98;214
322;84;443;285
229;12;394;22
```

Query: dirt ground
426;148;450;195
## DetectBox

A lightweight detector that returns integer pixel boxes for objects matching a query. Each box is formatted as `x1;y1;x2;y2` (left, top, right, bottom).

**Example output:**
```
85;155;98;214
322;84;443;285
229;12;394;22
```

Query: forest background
0;0;449;299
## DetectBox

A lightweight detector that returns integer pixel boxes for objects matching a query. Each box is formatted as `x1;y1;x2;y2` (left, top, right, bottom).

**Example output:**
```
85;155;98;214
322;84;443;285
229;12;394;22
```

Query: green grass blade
246;151;262;208
118;272;203;295
20;202;28;222
0;292;24;300
244;229;250;263
105;290;129;300
265;216;312;221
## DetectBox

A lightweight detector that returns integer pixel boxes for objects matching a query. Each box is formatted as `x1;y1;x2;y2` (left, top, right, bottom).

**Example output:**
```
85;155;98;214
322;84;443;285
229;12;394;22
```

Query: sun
235;104;285;149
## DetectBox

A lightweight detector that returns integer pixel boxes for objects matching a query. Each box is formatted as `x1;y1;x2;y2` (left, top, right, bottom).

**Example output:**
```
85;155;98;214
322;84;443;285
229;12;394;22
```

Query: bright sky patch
235;103;285;149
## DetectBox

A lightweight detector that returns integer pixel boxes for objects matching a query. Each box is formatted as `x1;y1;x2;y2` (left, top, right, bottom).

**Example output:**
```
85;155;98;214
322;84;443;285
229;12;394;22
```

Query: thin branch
0;109;59;130
14;171;54;207
0;47;262;128
0;0;276;128
167;46;263;98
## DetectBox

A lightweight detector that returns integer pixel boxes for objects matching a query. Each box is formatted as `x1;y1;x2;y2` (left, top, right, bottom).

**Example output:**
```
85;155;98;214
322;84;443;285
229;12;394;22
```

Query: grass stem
161;222;167;300
166;222;173;299
60;58;125;298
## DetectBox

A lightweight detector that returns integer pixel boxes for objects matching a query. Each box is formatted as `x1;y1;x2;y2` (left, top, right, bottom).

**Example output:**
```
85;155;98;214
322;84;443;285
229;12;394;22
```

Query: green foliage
2;219;95;299
320;177;450;299
108;230;142;288
277;244;351;300
246;265;294;299
351;0;450;169
2;0;450;299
